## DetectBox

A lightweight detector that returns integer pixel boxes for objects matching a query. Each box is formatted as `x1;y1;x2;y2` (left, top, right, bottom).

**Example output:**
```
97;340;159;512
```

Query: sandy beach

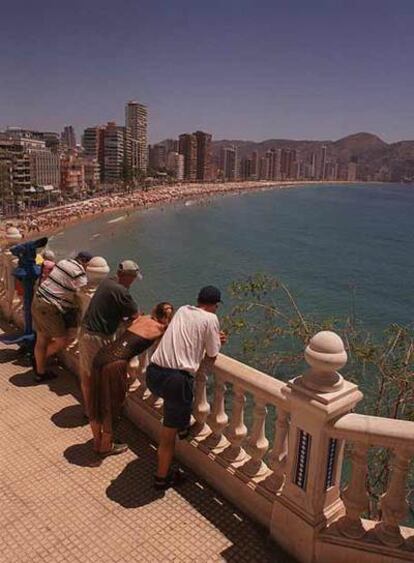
1;180;356;244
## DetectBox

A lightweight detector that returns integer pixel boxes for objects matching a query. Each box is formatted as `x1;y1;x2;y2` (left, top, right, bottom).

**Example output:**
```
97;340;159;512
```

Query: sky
1;0;413;143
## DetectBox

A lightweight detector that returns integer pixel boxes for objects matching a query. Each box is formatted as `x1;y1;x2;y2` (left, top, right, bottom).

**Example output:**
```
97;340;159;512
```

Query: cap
75;251;93;263
197;285;222;305
118;260;143;279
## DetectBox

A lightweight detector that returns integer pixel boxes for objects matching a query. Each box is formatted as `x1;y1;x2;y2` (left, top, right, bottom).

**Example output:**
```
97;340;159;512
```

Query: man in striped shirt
32;251;93;382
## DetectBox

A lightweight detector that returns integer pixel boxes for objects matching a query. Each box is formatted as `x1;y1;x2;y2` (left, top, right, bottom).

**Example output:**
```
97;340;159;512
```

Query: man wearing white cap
79;260;142;417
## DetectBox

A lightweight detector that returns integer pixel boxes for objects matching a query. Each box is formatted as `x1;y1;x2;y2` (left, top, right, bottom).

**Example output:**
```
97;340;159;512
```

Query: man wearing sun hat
79;260;142;417
32;250;93;382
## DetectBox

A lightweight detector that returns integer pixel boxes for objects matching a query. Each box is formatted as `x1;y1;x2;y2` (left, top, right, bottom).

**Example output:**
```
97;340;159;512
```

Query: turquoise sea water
51;183;414;336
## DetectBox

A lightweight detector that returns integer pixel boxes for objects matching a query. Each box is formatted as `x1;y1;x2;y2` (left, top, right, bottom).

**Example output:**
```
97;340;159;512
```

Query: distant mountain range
211;133;414;181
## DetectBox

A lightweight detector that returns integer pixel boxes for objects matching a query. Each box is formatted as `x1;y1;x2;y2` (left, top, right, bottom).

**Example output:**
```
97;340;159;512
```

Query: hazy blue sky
1;0;413;143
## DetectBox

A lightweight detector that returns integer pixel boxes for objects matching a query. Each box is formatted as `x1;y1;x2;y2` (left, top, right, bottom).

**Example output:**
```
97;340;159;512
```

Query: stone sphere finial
5;227;23;242
302;331;347;392
86;256;110;286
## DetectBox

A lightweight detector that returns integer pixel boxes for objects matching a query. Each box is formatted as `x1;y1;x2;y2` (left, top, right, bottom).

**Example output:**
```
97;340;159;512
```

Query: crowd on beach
1;180;285;241
30;244;227;490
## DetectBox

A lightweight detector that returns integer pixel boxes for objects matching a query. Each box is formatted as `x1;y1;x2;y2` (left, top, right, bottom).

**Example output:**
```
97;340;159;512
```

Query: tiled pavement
0;340;295;563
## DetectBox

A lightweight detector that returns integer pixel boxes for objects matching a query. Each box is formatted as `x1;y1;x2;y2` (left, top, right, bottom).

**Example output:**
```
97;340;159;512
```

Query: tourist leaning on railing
88;302;174;457
31;251;93;383
79;260;142;417
146;286;227;490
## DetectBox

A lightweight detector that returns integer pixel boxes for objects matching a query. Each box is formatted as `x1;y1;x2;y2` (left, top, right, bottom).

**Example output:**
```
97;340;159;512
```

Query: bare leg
89;420;102;452
34;332;49;375
100;412;113;453
80;377;90;417
45;336;69;359
156;427;178;478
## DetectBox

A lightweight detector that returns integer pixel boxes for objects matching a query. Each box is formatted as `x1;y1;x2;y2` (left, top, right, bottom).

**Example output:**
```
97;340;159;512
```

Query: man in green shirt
79;260;142;417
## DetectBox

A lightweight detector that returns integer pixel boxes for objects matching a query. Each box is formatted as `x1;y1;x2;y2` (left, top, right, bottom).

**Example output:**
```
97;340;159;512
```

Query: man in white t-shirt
146;285;227;490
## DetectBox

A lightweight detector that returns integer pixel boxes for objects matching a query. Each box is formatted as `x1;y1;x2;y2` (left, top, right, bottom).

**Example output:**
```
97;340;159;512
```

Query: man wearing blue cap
32;250;93;382
146;285;227;490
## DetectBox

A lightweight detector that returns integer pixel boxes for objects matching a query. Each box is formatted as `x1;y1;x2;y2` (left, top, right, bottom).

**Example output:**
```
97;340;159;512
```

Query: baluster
264;408;289;492
0;251;5;294
205;373;229;450
126;355;141;393
192;357;212;439
375;448;411;547
337;442;369;539
222;385;248;462
140;346;163;408
5;252;18;321
242;397;270;477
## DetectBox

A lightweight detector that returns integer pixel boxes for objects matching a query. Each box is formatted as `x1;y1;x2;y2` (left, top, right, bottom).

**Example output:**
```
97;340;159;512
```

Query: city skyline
1;1;414;143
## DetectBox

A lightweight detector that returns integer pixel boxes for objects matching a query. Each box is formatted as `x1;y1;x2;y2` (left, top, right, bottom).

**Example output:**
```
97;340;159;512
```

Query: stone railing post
191;356;212;440
1;228;23;321
270;331;363;563
62;256;109;372
337;442;370;538
79;256;110;319
222;385;248;462
375;448;412;547
206;372;229;451
264;408;289;493
242;398;270;478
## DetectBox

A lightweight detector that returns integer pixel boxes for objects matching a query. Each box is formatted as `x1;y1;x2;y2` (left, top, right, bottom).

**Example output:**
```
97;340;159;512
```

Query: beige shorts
32;296;67;338
78;329;114;382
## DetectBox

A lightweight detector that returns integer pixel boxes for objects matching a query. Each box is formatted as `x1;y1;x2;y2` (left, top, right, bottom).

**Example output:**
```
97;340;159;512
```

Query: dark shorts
146;363;194;429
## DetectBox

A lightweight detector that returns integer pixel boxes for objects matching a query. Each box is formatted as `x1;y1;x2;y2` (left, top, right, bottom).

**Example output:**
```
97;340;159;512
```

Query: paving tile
0;337;292;563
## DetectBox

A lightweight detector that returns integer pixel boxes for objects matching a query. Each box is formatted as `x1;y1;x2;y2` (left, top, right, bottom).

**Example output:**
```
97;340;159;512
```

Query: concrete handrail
214;353;288;407
0;252;412;562
329;412;414;451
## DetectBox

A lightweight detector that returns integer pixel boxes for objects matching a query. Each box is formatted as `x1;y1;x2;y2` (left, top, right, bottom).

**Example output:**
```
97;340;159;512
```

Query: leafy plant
223;273;414;519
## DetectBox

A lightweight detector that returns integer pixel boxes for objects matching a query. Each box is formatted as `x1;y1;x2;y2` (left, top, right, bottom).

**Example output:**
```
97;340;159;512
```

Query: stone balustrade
0;238;413;563
329;413;414;548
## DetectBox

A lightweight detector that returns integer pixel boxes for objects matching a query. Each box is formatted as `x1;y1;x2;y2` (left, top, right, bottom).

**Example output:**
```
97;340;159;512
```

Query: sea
50;182;414;341
50;182;414;518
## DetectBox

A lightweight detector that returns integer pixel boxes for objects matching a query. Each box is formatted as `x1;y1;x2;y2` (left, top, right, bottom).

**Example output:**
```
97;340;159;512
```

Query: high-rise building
125;100;148;172
29;149;60;187
60;154;86;194
82;126;105;179
0;151;14;207
320;145;327;180
166;152;184;180
163;139;179;154
310;152;317;179
220;146;237;180
240;157;252;180
103;122;127;183
82;127;104;158
179;134;197;180
0;134;60;194
61;126;77;149
194;131;212;181
347;161;357;182
149;144;167;170
83;158;101;191
251;151;259;180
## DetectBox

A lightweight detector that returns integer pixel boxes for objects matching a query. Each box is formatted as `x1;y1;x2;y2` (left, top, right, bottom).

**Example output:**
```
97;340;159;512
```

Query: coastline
1;180;367;244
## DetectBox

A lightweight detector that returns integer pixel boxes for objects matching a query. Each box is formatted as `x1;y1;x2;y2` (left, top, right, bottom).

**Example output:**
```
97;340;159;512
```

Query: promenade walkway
0;338;294;562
